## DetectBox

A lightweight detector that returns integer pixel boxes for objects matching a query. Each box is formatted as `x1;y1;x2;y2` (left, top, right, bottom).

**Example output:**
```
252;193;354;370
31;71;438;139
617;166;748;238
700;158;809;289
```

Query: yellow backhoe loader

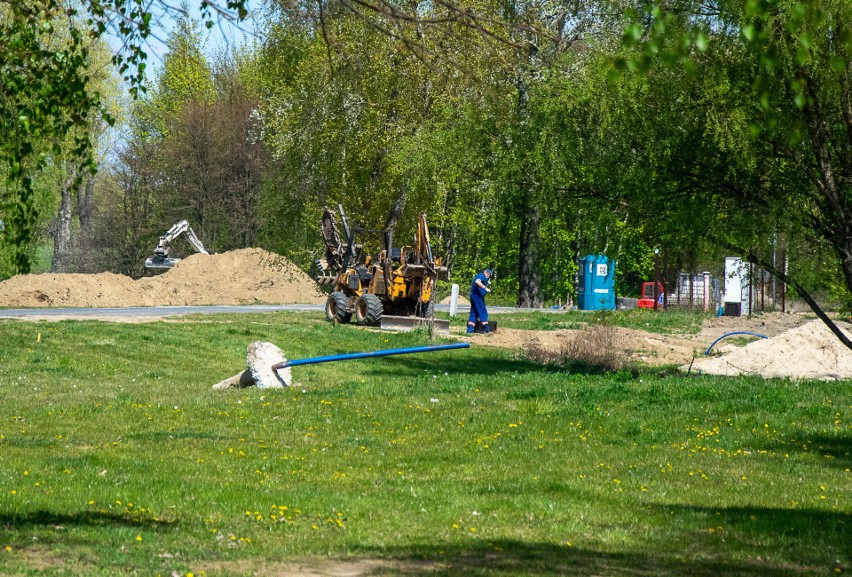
314;205;449;331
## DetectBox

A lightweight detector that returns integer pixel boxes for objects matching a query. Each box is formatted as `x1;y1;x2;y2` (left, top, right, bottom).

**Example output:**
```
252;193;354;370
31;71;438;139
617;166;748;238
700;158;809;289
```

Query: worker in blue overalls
467;268;492;334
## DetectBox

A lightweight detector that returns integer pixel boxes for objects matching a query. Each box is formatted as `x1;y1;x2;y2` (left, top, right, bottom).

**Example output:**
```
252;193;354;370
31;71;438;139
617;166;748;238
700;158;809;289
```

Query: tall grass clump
524;323;631;372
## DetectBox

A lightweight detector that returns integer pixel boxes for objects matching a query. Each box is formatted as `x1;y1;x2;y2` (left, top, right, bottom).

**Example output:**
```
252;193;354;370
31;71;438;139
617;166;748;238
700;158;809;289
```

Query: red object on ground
638;282;665;310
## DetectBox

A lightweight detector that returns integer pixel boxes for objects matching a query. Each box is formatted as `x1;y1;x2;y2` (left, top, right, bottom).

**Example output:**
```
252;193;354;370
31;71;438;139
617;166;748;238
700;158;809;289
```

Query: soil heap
0;249;325;308
685;319;852;380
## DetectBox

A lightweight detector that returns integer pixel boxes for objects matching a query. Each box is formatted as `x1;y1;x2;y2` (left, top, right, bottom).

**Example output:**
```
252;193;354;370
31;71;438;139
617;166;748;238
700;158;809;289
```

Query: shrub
525;325;631;372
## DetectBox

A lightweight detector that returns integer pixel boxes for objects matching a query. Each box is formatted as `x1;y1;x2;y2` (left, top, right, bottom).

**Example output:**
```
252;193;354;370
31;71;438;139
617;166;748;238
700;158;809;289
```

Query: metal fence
665;272;720;310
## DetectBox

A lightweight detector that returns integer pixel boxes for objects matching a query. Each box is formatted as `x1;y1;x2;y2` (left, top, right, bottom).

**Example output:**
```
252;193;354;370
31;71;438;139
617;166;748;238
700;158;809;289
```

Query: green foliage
615;0;852;306
0;0;247;274
0;3;104;273
139;11;214;138
0;161;63;279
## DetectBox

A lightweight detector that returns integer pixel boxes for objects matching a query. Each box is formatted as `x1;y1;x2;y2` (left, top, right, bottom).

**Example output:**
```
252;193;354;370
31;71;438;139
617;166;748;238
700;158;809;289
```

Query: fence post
449;283;459;317
781;250;787;313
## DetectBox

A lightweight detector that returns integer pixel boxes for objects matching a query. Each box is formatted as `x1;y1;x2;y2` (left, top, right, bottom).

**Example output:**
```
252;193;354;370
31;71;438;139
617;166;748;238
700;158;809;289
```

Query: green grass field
0;312;849;576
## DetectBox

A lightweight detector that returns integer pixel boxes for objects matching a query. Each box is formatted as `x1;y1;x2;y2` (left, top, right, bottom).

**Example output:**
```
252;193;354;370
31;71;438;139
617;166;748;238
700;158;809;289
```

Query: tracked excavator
314;205;450;332
145;220;209;269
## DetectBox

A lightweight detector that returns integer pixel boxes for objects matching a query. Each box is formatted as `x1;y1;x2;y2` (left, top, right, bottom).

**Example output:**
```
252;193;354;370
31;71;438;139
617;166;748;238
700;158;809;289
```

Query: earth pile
0;249;325;307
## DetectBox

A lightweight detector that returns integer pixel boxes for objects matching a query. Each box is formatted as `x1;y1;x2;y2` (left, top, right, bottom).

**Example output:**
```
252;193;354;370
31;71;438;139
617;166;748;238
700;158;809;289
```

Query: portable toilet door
578;255;616;311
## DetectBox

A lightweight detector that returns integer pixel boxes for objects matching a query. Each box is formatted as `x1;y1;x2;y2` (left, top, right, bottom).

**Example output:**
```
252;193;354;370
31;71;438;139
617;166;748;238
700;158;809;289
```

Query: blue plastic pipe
704;331;767;356
272;342;470;370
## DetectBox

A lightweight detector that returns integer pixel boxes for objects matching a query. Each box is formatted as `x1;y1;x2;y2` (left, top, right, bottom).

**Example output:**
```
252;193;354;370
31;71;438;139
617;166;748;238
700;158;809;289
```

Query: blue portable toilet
578;255;616;311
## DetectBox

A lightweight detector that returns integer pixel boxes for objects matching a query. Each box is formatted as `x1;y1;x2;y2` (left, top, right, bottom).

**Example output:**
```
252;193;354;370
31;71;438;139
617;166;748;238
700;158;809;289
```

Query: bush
525;324;631;372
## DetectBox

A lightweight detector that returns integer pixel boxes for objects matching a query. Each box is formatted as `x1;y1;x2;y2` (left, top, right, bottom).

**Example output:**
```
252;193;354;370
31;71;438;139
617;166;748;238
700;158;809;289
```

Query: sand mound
0;248;325;307
440;295;470;305
685;319;852;380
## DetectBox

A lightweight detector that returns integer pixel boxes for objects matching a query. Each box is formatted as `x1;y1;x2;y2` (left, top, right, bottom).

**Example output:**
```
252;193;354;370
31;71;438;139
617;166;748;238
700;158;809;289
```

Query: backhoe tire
326;291;352;324
355;294;384;326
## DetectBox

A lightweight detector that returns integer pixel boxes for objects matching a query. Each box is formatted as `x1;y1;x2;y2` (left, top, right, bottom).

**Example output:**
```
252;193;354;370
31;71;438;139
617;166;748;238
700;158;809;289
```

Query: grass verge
0;312;849;576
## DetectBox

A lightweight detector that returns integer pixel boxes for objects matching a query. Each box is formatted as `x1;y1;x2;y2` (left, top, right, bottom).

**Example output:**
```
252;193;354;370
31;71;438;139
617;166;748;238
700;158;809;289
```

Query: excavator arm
145;220;209;269
397;213;448;281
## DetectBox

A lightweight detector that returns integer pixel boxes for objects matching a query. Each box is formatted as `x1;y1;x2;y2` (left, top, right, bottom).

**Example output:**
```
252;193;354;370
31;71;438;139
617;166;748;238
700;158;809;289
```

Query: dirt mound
440;295;470;305
0;249;325;307
464;326;697;366
685;320;852;380
461;312;822;369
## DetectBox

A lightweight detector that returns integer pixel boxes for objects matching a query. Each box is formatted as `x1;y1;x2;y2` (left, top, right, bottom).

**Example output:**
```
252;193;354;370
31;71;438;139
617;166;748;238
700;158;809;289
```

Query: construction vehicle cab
314;205;449;329
638;281;664;309
145;220;209;269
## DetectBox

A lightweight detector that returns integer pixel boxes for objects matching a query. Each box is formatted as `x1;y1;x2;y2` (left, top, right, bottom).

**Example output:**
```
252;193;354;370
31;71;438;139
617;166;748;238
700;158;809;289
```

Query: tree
257;4;462;260
0;0;247;274
611;0;852;343
259;0;624;305
51;38;123;273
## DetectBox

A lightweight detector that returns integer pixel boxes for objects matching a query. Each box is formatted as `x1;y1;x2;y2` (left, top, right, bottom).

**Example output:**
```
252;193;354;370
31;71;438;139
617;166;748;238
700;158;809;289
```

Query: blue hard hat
485;268;493;275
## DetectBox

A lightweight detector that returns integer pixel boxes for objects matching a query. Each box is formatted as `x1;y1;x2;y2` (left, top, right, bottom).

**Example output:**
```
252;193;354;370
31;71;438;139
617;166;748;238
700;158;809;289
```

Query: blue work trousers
468;294;489;326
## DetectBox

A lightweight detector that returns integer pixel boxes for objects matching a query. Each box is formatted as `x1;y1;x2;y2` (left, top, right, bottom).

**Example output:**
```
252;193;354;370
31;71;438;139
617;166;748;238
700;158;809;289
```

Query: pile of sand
685;319;852;380
0;249;325;307
440;295;470;305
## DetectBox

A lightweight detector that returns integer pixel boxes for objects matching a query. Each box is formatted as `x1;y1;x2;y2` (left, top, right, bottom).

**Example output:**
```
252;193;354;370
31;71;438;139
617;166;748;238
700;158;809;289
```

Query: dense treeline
2;0;851;312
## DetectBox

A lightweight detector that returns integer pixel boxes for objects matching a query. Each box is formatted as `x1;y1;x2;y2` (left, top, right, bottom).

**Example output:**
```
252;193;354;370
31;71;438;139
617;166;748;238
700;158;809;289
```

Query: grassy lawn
0;312;849;576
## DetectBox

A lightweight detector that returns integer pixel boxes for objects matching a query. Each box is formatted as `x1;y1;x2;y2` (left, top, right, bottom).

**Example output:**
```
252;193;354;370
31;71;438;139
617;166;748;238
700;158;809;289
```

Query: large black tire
326;291;352;323
355;293;384;326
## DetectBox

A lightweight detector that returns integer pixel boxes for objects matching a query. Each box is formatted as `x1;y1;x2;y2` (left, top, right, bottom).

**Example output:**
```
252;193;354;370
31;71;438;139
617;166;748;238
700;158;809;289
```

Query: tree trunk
384;183;407;232
517;200;542;308
77;178;95;232
74;178;96;272
52;173;75;273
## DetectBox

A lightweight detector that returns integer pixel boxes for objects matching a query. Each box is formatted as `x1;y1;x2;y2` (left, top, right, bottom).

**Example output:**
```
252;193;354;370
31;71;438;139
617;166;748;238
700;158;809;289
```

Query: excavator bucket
380;315;450;334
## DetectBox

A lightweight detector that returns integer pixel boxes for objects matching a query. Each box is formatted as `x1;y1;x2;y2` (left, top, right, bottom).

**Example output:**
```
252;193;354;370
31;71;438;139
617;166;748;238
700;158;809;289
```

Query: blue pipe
272;342;470;369
704;331;767;356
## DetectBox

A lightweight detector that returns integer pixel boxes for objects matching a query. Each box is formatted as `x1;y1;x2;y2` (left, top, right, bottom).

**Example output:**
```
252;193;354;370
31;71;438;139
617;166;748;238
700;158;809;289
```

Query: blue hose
273;342;470;369
704;332;767;356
